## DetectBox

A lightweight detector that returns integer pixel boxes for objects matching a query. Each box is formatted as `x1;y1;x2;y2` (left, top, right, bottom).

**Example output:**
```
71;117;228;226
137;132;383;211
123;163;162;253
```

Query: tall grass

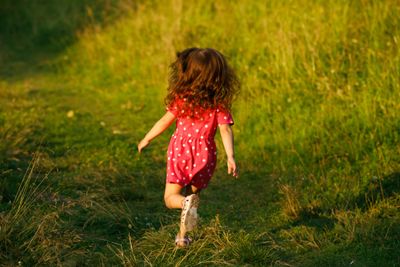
62;0;400;205
0;154;69;265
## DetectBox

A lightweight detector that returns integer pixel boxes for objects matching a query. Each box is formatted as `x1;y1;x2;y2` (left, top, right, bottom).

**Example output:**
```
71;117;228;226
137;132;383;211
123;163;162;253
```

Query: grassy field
1;0;400;266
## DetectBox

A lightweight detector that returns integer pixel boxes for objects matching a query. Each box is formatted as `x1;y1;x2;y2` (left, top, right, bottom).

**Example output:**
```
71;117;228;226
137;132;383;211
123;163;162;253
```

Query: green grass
1;0;399;265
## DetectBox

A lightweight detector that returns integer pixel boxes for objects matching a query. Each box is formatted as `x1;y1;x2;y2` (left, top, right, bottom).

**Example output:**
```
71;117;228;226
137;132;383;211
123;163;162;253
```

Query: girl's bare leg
164;183;184;209
164;183;201;246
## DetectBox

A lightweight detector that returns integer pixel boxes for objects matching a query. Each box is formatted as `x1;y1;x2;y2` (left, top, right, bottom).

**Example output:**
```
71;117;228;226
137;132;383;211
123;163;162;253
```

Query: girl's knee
163;195;170;208
164;194;175;209
164;193;185;209
164;183;183;209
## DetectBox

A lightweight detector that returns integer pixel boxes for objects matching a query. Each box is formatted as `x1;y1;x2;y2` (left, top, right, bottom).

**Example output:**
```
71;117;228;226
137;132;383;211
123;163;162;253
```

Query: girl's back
167;99;234;140
166;98;234;189
138;47;239;247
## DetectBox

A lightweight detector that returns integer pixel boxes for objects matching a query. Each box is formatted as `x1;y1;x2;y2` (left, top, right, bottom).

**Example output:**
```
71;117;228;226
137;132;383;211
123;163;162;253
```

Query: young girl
138;47;239;247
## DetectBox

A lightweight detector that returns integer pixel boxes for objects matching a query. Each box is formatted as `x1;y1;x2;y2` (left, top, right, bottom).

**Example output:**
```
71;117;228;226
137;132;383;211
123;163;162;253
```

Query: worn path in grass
4;52;397;266
0;47;286;265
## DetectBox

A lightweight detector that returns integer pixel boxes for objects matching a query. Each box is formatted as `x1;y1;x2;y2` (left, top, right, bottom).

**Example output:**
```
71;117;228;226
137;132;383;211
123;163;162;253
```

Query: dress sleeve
217;109;234;125
166;101;179;117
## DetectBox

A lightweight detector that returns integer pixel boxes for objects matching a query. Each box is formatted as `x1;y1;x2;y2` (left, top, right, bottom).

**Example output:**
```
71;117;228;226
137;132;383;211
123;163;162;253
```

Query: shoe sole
180;194;199;233
175;235;192;248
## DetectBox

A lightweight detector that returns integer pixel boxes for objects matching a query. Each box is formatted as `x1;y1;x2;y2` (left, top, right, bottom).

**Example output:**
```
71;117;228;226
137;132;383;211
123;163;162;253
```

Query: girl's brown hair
165;47;239;117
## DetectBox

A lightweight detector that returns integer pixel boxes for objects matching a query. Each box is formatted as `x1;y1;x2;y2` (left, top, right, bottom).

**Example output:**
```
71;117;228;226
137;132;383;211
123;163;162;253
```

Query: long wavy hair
165;47;239;117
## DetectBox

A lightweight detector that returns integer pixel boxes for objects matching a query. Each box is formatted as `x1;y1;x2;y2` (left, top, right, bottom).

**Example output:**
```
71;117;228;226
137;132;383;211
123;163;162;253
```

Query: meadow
0;0;399;266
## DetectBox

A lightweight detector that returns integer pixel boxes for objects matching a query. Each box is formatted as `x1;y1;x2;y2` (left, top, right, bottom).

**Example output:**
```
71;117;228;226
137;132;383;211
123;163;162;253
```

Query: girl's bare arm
138;112;176;153
219;124;238;177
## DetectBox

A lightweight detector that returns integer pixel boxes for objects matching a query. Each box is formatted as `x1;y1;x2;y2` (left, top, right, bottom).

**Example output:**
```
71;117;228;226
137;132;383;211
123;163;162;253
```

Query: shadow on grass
301;216;400;267
281;172;400;232
352;172;400;210
0;0;136;79
291;211;336;230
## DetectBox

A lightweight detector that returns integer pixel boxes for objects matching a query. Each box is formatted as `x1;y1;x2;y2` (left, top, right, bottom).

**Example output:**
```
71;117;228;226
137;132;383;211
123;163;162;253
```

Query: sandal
175;235;192;247
180;194;200;233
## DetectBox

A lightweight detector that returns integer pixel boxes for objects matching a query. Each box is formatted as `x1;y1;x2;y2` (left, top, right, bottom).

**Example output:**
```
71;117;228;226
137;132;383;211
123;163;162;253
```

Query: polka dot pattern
165;100;234;189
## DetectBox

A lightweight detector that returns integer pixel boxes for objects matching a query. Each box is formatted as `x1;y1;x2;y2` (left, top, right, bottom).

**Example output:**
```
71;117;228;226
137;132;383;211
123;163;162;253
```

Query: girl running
138;47;239;247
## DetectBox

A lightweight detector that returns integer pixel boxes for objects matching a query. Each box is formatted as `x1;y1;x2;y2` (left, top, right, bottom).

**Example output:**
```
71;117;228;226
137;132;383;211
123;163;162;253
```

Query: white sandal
175;234;192;247
180;194;200;233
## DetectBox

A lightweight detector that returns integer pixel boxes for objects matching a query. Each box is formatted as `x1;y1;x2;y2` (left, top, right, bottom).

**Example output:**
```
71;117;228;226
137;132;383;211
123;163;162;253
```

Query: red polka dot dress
166;100;234;189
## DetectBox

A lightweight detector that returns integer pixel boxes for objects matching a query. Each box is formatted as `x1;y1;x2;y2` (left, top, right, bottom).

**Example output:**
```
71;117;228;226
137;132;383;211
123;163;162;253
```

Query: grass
1;0;399;265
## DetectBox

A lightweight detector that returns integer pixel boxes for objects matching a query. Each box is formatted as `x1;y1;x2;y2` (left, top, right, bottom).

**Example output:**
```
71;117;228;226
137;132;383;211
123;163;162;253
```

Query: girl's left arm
219;124;239;177
138;112;176;153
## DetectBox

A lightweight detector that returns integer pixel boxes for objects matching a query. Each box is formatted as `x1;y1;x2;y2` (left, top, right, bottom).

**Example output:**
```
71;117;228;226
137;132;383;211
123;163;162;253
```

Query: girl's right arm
219;124;239;177
138;112;176;153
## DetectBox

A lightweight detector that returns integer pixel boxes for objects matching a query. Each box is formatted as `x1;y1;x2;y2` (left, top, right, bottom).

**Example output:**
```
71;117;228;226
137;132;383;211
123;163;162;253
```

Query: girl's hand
138;139;150;153
227;157;239;178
